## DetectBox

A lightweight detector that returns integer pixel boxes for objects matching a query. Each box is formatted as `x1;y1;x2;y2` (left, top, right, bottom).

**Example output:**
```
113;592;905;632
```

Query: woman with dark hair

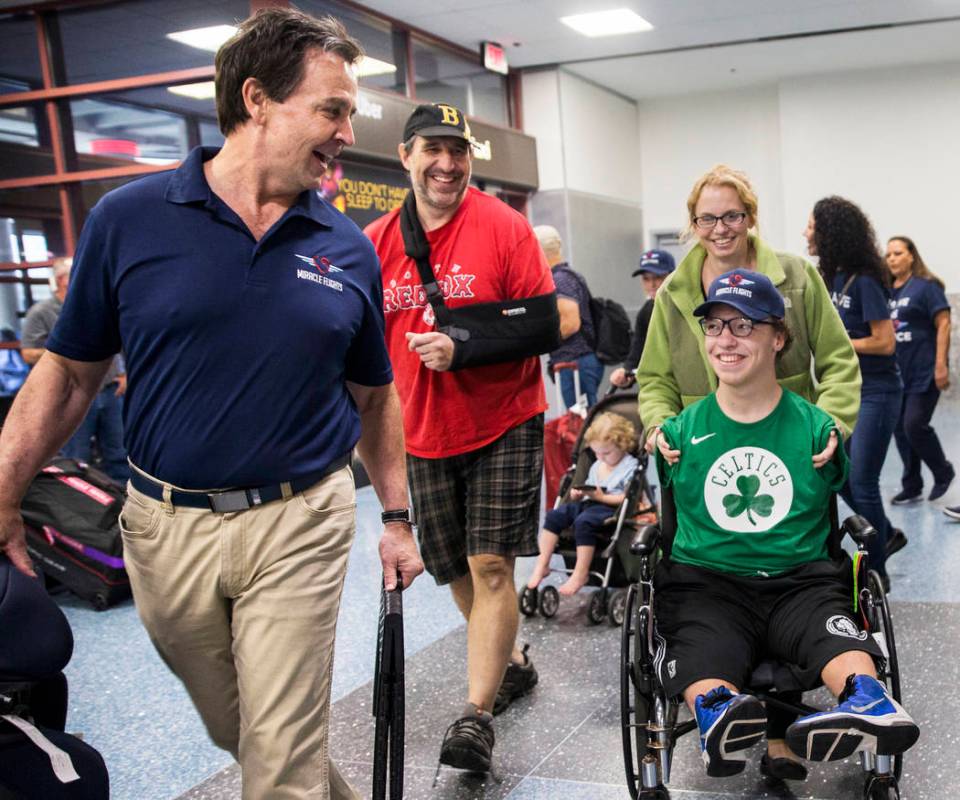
885;236;954;511
804;197;901;586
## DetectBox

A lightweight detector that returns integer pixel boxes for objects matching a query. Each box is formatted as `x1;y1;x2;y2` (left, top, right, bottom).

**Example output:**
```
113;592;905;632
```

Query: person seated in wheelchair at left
527;412;639;595
653;269;919;779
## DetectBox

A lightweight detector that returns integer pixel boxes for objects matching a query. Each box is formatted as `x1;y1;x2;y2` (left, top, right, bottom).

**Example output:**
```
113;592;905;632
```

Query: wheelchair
619;490;904;800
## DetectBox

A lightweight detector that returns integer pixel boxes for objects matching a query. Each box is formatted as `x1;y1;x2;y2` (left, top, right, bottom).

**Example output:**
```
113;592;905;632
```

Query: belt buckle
208;489;251;513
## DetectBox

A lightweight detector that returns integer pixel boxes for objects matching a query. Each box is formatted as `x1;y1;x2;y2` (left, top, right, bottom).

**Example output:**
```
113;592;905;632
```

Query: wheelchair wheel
538;585;559;618
587;589;607;625
519;586;538;617
609;588;627;627
866;570;903;782
621;583;664;798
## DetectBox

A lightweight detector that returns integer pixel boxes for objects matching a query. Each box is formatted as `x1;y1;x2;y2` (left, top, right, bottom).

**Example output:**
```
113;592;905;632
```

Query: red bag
543;411;583;505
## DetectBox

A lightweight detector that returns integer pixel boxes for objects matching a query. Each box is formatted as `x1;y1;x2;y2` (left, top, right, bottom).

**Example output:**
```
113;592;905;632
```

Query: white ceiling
357;0;960;99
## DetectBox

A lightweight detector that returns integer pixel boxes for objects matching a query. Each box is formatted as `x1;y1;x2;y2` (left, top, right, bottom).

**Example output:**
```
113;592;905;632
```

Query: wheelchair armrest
841;514;877;548
629;523;660;556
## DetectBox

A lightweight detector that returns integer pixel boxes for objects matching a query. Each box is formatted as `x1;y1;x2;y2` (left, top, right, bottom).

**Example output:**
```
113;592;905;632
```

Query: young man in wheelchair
653;269;919;779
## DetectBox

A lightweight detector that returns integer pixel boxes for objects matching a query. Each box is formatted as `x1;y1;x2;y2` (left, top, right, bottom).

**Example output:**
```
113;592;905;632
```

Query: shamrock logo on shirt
722;474;774;526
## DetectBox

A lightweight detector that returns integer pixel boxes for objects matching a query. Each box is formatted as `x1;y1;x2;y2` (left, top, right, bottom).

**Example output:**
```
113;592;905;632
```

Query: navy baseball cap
631;249;676;277
693;269;785;320
402;103;474;143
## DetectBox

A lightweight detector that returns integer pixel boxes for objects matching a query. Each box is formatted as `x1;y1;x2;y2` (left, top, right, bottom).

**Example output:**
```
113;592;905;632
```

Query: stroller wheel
538;585;560;618
608;589;627;627
519;586;538;617
587;589;608;625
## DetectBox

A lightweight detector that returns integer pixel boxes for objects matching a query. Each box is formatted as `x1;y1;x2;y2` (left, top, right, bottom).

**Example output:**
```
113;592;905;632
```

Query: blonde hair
683;164;759;241
584;412;637;453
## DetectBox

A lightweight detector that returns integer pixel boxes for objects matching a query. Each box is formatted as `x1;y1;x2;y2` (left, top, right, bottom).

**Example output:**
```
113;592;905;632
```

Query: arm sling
399;191;561;371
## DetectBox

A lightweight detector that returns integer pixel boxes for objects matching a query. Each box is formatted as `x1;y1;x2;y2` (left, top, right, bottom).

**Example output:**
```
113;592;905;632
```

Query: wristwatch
381;508;414;526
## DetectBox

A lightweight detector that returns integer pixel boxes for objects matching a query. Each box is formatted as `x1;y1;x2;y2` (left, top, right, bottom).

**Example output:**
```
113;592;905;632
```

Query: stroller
520;387;658;625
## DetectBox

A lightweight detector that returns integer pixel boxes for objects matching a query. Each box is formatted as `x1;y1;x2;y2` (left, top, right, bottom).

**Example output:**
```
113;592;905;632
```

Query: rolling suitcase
20;457;130;610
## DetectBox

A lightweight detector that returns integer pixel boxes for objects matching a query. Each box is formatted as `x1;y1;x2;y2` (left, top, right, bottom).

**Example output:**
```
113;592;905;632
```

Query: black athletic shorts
406;414;543;585
653;558;883;699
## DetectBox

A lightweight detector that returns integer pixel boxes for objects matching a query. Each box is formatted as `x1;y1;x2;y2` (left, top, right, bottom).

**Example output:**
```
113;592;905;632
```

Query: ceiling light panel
560;8;654;38
167;25;238;52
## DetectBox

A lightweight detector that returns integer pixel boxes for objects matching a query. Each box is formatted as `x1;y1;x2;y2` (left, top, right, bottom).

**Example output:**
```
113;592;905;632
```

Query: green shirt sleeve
655;414;682;488
637;293;683;434
814;417;849;491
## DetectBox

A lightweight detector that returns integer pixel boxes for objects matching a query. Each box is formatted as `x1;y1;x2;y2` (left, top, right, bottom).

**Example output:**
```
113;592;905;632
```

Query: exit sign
482;41;509;75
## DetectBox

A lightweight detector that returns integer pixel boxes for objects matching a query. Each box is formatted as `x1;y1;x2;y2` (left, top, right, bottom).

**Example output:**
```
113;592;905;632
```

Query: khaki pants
119;465;360;800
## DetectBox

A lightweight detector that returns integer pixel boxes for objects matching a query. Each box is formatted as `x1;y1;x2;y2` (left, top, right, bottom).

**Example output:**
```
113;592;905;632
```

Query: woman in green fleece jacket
637;164;862;782
638;164;861;452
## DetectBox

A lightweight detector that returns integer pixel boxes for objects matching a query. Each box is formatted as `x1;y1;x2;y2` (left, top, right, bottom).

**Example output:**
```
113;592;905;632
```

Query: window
412;38;507;126
0;13;43;89
57;0;251;84
295;1;408;95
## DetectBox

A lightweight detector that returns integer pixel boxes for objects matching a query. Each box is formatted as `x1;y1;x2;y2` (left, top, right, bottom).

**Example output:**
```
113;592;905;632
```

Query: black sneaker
493;644;538;715
885;528;908;559
439;704;495;772
890;489;922;505
944;505;960;521
929;465;955;501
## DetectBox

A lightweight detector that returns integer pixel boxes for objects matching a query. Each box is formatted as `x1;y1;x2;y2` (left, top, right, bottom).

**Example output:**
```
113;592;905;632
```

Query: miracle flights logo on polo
703;447;794;532
295;253;343;292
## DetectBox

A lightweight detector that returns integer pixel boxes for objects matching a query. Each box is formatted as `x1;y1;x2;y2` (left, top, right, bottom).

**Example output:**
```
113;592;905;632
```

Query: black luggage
20;457;130;610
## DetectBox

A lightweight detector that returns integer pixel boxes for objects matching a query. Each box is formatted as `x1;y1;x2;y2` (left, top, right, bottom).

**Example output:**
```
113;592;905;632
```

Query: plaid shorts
407;414;544;585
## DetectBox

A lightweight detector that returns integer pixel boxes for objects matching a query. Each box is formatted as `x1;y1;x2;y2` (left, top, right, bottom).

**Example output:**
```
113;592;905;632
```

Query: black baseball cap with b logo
402;103;474;143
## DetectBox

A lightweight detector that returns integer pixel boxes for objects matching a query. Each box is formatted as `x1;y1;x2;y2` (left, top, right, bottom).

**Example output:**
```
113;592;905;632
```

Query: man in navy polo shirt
0;9;422;799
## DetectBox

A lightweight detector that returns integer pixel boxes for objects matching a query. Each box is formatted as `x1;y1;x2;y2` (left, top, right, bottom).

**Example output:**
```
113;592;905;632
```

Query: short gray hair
534;224;563;256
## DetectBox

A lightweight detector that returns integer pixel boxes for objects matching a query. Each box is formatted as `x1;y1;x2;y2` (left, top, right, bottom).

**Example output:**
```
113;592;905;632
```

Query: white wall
779;62;960;283
639;85;784;250
523;68;641;205
637;61;960;288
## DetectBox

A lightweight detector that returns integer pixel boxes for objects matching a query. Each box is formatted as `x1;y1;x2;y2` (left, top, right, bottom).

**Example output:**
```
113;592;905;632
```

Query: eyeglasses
693;211;748;230
699;316;772;337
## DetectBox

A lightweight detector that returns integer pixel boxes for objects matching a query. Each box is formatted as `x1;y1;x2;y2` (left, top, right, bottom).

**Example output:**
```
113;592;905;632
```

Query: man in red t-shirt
366;103;555;773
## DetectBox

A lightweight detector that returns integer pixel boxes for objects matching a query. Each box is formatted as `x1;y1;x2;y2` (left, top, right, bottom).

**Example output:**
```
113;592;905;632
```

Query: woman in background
885;237;957;516
805;197;901;583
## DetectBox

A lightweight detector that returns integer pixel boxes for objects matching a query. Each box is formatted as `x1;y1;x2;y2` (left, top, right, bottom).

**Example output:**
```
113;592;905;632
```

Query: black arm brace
399;192;561;371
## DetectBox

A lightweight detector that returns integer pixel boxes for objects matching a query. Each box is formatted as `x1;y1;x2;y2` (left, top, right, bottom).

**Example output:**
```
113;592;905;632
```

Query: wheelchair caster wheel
587;589;607;625
538;585;559;618
608;589;627;626
864;776;900;800
519;586;538;616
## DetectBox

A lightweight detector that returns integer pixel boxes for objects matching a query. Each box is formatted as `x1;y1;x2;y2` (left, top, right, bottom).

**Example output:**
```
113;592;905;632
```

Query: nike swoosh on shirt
691;433;717;445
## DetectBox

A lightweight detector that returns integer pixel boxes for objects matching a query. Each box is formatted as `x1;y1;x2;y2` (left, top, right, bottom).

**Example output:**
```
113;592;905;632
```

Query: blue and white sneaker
695;687;767;777
786;674;919;762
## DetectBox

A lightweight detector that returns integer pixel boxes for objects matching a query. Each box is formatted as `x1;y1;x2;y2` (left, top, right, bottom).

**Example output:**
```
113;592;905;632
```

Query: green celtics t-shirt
657;390;848;577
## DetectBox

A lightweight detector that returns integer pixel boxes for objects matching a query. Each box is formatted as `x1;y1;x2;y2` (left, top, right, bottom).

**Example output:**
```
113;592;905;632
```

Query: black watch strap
381;508;414;526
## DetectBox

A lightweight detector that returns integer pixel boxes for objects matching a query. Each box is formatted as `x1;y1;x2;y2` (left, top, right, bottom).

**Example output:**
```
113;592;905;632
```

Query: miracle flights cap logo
703;447;794;532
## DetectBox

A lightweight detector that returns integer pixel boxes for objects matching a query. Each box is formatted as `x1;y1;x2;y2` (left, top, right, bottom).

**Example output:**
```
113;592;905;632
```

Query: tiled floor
51;397;960;800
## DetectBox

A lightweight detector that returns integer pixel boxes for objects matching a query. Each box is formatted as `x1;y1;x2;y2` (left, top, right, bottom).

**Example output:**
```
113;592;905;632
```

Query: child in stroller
527;412;639;596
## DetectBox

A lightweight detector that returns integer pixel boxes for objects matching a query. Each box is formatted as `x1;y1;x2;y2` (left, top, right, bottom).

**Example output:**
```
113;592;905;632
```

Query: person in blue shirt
805;197;902;587
0;10;423;800
535;225;604;408
884;236;956;514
